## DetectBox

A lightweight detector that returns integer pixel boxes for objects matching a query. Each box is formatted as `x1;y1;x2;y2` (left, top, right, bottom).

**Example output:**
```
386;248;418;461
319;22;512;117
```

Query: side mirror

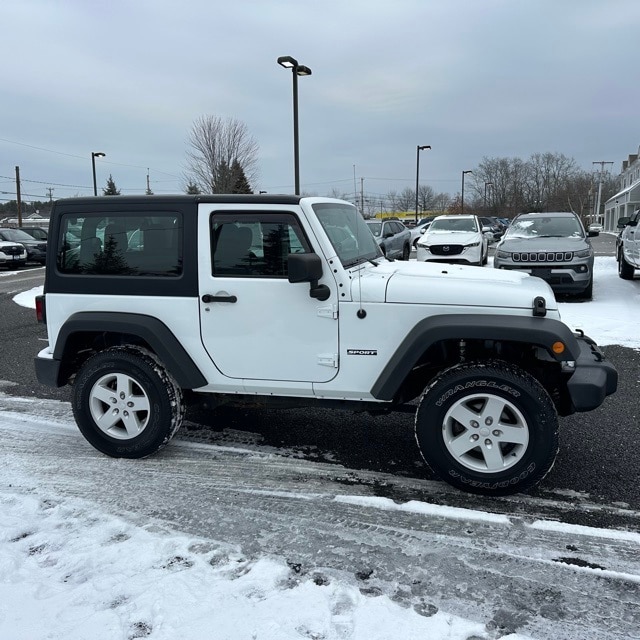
617;217;630;228
383;232;394;239
288;253;330;301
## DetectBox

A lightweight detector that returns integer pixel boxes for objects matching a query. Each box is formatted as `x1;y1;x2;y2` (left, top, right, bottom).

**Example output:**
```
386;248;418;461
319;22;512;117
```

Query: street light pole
91;152;106;196
414;145;431;223
461;170;472;214
277;56;312;195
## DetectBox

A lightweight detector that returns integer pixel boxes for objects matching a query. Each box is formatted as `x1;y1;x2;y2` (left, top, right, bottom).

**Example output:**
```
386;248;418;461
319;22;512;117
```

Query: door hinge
317;353;339;368
317;304;338;319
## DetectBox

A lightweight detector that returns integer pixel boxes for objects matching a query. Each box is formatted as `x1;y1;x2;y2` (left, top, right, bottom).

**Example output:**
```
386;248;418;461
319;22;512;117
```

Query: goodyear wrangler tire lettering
415;360;558;496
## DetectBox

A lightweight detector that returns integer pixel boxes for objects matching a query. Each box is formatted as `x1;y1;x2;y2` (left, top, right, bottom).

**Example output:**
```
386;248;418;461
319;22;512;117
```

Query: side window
57;213;183;277
211;212;310;278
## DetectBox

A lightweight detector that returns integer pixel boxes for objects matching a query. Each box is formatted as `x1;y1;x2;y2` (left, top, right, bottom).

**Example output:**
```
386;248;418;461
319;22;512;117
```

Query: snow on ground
3;255;637;639
2;487;512;640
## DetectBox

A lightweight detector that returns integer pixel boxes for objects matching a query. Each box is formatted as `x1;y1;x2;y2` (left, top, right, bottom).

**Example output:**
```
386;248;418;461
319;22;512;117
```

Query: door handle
201;294;237;303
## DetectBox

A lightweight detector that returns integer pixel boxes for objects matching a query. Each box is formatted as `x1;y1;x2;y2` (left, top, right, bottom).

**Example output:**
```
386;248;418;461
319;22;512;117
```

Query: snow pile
0;490;526;640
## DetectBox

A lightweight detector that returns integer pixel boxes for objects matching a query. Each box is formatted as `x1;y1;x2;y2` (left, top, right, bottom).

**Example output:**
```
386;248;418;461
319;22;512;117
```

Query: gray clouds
1;0;638;201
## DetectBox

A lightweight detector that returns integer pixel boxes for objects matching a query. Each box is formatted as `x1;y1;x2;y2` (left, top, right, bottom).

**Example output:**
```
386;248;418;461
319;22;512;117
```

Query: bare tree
397;187;415;212
417;185;436;212
185;116;259;193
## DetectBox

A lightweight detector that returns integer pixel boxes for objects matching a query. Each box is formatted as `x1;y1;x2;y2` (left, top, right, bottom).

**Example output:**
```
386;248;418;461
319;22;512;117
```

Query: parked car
478;216;505;241
365;219;412;260
617;209;640;279
0;228;47;264
410;220;432;248
493;211;595;299
0;239;28;268
416;214;488;266
18;226;48;241
588;222;603;234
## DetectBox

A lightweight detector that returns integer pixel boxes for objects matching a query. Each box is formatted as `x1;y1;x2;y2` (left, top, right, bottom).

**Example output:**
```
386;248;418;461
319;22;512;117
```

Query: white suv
34;195;617;496
0;239;27;268
416;214;488;266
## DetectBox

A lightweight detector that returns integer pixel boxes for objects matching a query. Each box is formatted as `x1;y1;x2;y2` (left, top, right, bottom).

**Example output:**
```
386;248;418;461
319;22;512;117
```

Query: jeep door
198;207;339;382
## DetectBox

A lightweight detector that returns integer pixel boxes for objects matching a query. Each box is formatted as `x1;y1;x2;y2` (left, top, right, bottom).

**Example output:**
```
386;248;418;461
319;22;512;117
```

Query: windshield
506;216;584;239
365;221;382;238
0;228;35;242
312;203;381;267
430;217;478;232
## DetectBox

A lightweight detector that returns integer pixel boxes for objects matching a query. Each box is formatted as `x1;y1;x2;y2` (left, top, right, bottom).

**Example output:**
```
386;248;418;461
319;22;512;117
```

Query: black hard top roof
53;194;304;207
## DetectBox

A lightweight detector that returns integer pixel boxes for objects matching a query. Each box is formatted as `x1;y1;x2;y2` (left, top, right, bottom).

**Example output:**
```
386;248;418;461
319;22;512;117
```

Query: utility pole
46;187;54;203
592;160;613;223
15;166;22;226
360;177;364;215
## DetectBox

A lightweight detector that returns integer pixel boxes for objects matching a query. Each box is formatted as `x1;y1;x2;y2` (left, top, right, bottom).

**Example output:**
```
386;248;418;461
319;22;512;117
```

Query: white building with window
603;148;640;231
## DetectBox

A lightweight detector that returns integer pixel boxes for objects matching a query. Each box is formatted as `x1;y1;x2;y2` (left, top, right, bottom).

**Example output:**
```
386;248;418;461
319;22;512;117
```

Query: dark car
18;226;48;241
0;228;47;264
365;219;412;260
493;211;596;299
478;216;505;240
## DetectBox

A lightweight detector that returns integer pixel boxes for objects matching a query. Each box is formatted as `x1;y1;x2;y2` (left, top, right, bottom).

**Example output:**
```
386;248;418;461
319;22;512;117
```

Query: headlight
497;250;511;258
575;248;592;258
464;242;480;248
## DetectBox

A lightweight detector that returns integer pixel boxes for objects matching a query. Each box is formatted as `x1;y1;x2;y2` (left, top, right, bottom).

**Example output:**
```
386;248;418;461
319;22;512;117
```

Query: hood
418;230;481;246
497;236;589;252
351;260;558;311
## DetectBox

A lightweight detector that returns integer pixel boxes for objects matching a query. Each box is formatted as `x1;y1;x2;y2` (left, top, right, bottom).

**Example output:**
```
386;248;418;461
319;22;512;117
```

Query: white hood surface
352;260;558;311
418;230;481;246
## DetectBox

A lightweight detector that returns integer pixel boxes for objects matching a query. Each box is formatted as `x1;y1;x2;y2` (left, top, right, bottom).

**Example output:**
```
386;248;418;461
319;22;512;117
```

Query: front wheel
72;346;185;458
415;361;558;495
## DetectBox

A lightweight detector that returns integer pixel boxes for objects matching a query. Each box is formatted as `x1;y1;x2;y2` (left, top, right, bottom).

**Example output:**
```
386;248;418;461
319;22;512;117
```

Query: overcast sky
1;0;638;205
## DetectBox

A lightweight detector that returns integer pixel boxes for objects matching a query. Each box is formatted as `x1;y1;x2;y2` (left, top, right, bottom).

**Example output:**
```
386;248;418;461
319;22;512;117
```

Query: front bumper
494;260;592;293
566;334;617;412
416;244;482;264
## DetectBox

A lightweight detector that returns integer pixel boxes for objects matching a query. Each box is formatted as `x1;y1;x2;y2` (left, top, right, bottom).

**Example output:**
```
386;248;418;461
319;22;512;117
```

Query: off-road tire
72;345;184;458
415;360;558;496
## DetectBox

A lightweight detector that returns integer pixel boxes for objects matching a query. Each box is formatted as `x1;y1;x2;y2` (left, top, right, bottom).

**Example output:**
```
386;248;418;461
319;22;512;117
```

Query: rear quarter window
57;213;183;277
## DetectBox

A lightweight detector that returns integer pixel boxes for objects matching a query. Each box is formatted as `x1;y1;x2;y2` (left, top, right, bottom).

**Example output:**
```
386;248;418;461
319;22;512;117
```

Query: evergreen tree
185;181;201;195
231;160;252;194
103;175;121;196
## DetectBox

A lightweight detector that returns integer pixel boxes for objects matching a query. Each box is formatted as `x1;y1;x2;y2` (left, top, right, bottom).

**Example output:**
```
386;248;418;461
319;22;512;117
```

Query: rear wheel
618;249;635;279
415;360;558;495
401;243;410;260
72;346;184;458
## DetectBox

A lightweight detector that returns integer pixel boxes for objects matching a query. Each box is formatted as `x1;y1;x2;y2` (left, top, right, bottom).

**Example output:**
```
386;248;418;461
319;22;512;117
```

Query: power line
0;137;181;179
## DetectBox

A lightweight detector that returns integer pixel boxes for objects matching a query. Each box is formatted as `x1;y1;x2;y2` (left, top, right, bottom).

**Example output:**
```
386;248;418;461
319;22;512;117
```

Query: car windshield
313;203;381;267
0;229;35;242
506;216;583;239
365;221;382;238
429;217;478;232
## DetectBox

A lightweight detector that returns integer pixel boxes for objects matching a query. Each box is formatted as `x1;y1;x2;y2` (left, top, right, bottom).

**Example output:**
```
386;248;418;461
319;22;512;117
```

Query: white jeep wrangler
35;195;617;495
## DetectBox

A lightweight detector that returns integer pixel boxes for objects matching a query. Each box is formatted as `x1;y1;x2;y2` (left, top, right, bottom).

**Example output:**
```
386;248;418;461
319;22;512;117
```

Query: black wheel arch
53;311;207;389
370;314;581;402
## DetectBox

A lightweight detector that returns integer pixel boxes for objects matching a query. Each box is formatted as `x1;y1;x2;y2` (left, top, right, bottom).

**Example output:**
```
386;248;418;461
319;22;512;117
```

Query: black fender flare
54;312;207;389
370;314;580;401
